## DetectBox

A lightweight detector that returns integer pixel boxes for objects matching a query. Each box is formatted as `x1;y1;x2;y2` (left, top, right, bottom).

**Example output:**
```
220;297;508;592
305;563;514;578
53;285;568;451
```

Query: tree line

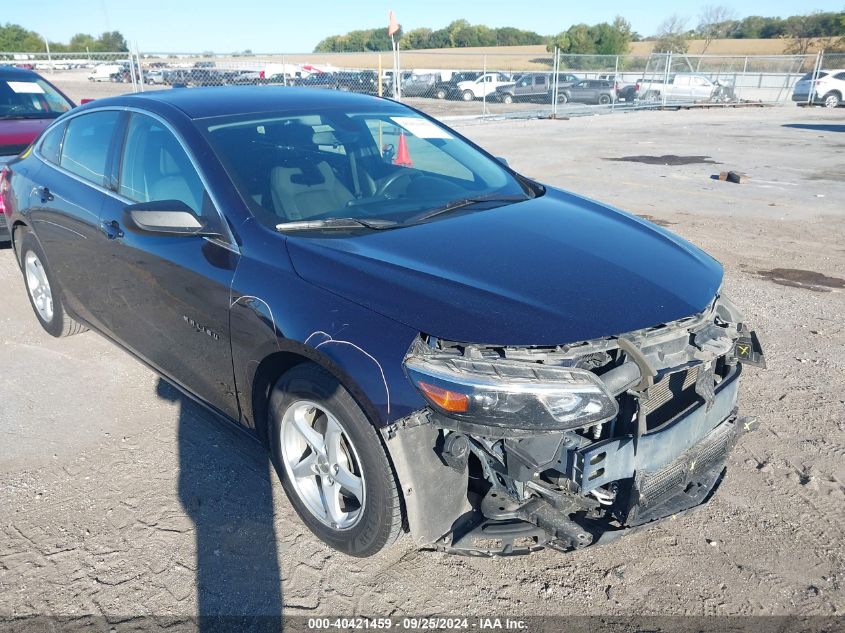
315;10;844;55
0;23;128;53
649;9;845;54
314;20;544;52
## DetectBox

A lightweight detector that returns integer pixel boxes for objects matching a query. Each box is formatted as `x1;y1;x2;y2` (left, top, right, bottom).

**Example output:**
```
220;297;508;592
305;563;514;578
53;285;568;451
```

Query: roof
0;65;41;79
84;86;405;120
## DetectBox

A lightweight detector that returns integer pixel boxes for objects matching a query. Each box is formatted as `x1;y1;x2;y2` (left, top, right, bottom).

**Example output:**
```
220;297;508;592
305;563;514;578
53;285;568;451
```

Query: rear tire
18;230;87;338
822;92;841;108
268;363;403;557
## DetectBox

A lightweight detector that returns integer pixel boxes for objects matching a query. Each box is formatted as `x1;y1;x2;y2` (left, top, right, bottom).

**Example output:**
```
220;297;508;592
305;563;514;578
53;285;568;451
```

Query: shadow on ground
156;379;284;630
782;123;845;133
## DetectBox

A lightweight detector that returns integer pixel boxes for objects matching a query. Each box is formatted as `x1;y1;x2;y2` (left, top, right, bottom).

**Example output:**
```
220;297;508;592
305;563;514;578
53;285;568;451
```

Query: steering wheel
374;170;416;199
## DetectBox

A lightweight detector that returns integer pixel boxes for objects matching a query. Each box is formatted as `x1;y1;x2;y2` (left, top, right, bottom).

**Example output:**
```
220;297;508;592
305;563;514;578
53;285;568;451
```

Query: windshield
203;106;534;229
0;77;73;119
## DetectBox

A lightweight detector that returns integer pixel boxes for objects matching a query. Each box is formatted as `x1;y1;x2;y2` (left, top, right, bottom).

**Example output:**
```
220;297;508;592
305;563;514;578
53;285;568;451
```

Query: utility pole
43;35;53;72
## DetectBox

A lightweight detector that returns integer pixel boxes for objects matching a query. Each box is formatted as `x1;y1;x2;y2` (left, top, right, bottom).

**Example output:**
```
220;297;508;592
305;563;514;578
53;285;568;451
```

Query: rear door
533;74;548;101
94;111;240;418
26;110;123;331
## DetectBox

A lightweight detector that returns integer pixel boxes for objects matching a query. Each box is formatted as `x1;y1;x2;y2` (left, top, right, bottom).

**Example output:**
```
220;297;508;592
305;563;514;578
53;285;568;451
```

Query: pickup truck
493;72;581;104
620;73;722;103
430;72;482;99
455;72;513;101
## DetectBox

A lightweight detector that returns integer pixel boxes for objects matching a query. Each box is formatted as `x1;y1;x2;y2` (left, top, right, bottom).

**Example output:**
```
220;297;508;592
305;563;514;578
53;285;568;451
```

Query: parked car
144;69;166;85
559;79;617;105
597;73;633;100
162;68;193;86
88;64;123;82
623;74;719;103
3;87;765;557
0;66;75;243
493;72;581;104
455;72;512;101
792;69;845;108
401;72;446;98
431;71;482;99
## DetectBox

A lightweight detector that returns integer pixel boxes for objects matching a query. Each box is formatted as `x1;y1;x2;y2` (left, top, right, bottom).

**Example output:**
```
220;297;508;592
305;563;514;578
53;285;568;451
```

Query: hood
286;189;723;346
456;80;479;90
0;118;50;156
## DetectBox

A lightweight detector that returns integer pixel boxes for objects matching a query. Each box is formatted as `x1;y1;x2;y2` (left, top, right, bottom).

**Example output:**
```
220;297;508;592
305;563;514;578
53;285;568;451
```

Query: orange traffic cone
393;132;413;167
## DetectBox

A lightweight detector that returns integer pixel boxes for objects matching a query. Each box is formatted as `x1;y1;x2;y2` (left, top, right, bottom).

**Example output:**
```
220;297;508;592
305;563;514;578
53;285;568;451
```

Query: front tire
435;88;447;99
501;94;514;104
18;230;86;338
268;363;403;557
462;89;475;102
598;94;611;105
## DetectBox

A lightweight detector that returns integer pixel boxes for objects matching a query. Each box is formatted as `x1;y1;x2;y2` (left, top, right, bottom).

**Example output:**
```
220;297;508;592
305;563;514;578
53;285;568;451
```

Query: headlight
404;353;619;432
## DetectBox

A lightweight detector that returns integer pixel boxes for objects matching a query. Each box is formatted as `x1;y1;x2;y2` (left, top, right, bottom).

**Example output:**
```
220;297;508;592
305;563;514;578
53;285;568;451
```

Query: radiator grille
641;365;702;430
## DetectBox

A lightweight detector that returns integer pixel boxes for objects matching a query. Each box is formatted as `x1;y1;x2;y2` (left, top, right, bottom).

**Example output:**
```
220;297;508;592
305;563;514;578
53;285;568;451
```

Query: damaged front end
384;294;765;556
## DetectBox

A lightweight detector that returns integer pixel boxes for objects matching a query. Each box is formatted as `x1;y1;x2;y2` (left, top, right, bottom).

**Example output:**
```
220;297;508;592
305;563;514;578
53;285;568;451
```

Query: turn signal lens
417;381;469;413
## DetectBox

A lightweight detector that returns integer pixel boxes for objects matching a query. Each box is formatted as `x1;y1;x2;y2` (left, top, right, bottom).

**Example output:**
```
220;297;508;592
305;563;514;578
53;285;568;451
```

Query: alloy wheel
24;251;54;323
823;93;840;108
279;400;365;530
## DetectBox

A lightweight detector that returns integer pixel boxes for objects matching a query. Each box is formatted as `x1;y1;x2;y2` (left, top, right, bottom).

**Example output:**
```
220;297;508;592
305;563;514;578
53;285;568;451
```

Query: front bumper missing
575;365;741;494
441;412;756;556
385;367;758;557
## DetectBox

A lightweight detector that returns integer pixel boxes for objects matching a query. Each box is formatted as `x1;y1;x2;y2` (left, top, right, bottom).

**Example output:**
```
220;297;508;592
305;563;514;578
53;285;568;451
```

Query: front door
95;112;240;419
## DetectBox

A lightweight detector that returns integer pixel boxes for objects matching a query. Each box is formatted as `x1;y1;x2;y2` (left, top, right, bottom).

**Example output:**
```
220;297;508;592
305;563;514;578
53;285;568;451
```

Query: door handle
39;187;54;203
100;220;124;240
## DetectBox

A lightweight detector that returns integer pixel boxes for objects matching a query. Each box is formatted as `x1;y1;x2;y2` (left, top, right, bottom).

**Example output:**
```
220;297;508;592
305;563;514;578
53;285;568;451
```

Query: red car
0;66;75;242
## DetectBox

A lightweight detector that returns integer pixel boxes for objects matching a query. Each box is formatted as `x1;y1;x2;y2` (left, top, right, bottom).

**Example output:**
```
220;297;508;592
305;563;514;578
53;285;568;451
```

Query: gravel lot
1;104;844;620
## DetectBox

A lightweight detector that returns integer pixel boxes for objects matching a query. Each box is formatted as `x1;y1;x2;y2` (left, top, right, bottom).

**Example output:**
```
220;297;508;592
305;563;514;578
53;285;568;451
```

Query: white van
88;64;122;82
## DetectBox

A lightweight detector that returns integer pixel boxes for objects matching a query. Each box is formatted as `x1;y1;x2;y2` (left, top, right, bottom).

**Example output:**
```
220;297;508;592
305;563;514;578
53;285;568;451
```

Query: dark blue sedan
2;87;764;557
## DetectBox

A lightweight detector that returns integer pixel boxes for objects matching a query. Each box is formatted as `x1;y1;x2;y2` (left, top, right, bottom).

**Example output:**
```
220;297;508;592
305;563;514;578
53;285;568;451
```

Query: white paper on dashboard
390;116;453;139
7;81;45;94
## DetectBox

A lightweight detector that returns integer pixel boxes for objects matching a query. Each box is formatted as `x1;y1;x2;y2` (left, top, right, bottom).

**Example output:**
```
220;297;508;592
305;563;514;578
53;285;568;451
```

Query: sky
8;1;844;53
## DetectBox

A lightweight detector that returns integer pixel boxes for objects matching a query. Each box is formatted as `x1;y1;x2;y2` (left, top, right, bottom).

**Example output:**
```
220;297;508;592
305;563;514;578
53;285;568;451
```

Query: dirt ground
1;105;844;620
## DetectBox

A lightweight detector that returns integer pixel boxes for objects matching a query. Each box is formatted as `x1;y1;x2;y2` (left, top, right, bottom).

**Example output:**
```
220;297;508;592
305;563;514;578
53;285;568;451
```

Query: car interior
209;116;474;226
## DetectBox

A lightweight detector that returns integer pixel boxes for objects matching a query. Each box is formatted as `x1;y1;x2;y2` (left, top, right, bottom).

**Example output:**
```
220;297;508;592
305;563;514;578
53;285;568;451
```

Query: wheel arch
11;219;32;266
250;342;386;450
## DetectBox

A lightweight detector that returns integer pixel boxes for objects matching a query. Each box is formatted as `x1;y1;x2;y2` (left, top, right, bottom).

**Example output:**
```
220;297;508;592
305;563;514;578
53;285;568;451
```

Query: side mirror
495;156;510;168
122;200;221;238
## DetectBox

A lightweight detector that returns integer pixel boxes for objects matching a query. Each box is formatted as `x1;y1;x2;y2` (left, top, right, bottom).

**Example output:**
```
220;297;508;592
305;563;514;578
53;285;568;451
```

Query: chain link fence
3;49;843;118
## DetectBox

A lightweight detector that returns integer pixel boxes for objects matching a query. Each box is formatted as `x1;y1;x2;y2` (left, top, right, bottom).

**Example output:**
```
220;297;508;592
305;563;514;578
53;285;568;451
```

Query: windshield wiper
409;194;529;224
275;217;399;232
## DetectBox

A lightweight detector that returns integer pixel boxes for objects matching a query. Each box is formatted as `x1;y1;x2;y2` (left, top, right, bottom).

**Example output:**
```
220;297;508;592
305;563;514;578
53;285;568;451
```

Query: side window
119;113;206;216
536;76;546;86
60;111;120;186
835;72;845;81
40;122;67;165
